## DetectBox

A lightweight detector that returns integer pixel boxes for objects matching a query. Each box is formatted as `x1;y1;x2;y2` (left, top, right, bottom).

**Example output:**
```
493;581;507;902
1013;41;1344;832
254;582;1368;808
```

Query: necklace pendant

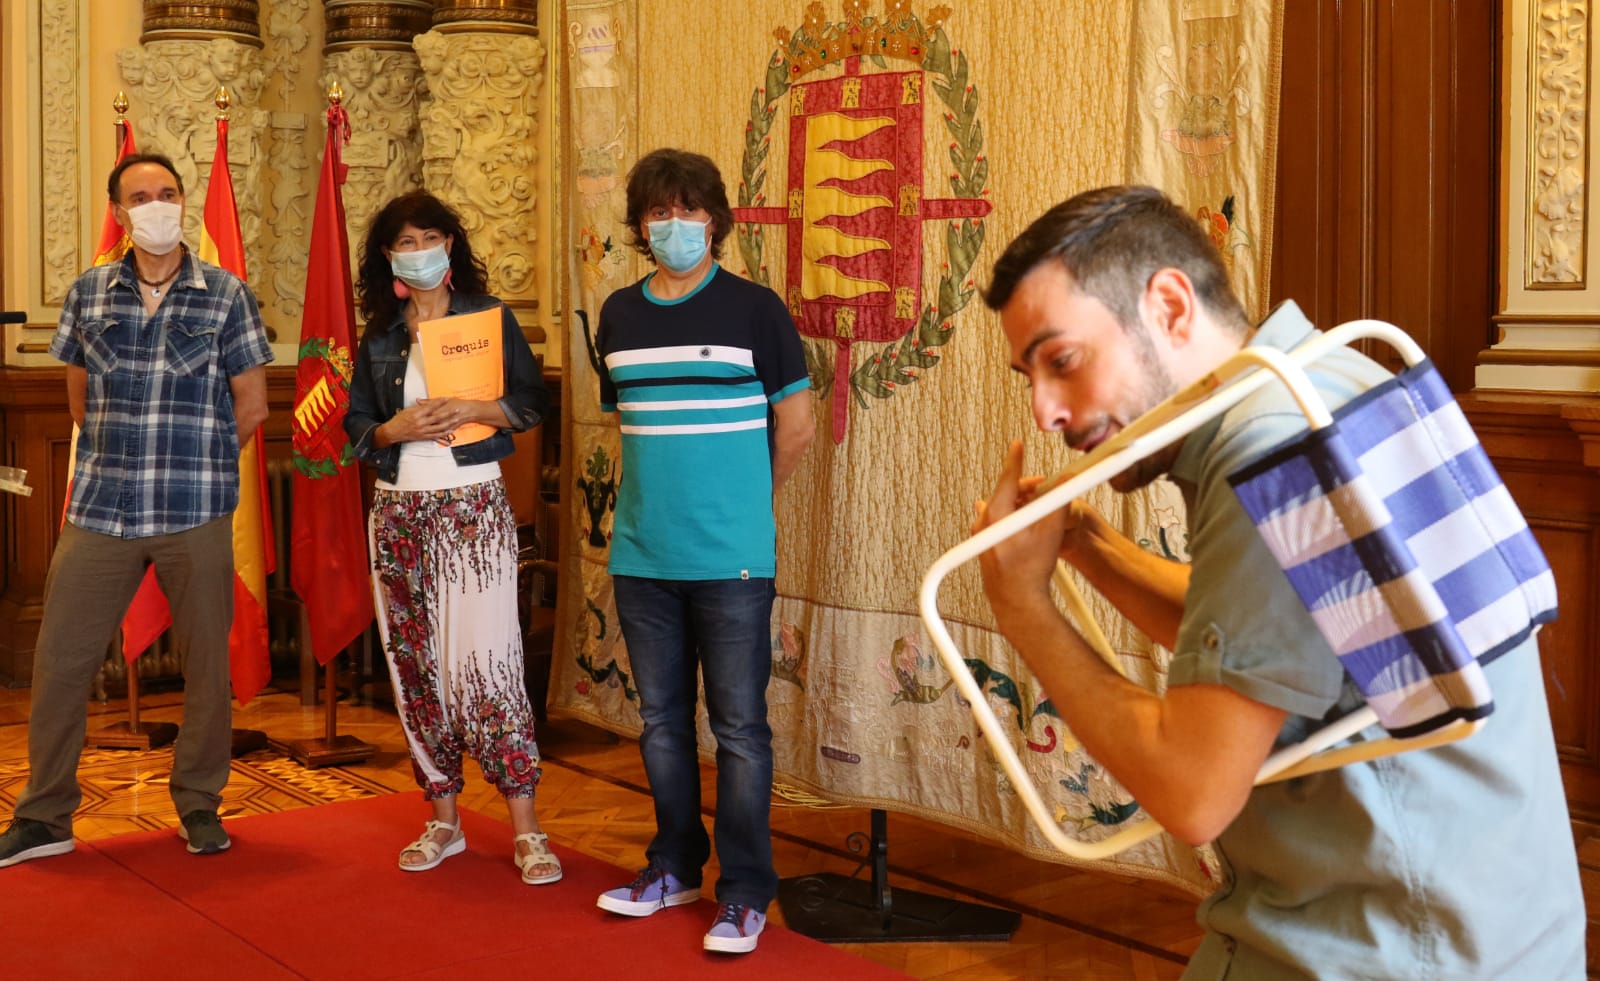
150;287;161;297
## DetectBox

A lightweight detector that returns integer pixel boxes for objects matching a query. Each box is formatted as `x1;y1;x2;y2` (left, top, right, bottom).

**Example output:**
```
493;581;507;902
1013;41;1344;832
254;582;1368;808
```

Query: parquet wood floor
0;683;1201;980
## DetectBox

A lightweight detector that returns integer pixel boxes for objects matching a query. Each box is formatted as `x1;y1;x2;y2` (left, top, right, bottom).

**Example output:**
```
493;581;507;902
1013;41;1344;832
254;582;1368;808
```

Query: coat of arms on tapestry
732;1;990;444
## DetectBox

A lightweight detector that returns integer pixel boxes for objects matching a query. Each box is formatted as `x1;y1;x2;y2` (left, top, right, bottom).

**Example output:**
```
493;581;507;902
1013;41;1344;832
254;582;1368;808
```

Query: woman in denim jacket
345;191;559;885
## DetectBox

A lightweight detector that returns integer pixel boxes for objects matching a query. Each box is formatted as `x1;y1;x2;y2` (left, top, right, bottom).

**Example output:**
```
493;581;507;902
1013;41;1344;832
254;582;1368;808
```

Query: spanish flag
199;112;274;705
93;122;136;267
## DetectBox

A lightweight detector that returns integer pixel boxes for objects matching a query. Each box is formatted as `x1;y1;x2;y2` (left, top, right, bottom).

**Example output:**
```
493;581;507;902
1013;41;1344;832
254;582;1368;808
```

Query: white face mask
389;243;452;290
124;200;185;255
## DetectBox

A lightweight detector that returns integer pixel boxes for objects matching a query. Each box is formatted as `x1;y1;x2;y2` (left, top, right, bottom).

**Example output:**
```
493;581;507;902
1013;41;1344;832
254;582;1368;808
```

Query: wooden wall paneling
1440;2;1497;389
1464;393;1600;828
1272;1;1496;392
0;369;76;686
1271;0;1341;329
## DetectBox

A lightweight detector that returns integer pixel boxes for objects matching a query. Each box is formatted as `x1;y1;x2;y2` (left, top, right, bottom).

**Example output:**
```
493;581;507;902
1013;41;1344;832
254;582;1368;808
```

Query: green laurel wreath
737;11;988;409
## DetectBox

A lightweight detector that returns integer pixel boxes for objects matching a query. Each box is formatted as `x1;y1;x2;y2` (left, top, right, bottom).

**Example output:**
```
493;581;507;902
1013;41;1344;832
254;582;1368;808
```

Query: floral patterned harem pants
368;479;540;799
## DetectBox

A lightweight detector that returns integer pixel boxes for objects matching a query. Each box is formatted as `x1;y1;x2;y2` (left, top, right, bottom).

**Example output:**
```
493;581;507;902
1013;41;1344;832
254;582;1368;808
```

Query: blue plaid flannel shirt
50;250;273;539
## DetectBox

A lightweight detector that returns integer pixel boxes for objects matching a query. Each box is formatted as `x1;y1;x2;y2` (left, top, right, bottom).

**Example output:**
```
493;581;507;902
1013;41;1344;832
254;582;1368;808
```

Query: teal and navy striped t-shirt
597;264;810;580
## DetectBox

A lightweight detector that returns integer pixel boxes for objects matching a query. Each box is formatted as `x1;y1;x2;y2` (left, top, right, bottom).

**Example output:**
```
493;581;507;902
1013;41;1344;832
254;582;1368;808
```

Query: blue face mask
390;243;451;290
646;217;710;273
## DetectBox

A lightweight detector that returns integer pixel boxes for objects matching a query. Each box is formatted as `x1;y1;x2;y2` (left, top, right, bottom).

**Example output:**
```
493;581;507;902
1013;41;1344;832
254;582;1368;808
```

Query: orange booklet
416;307;503;448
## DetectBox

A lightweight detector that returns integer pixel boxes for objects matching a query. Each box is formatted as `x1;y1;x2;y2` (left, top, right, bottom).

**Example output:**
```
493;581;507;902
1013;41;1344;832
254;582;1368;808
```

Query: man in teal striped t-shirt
593;148;813;956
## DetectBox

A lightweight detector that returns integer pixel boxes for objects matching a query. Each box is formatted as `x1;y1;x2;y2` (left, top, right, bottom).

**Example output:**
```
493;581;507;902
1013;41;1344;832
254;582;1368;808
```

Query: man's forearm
770;393;814;490
65;365;86;428
990;588;1283;845
229;366;269;443
1067;509;1189;649
772;436;809;489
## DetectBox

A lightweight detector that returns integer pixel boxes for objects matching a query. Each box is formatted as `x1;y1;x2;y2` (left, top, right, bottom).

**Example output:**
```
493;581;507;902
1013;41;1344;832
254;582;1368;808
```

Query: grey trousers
16;516;235;836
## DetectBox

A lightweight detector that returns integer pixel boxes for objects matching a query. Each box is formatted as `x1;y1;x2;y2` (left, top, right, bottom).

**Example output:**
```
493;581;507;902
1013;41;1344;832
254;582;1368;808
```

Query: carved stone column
322;1;432;264
1485;1;1600;392
415;1;546;314
117;4;268;304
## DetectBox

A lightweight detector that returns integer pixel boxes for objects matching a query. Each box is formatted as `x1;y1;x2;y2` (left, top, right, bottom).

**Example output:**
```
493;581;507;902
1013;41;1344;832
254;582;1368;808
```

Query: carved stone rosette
414;28;546;304
116;38;270;284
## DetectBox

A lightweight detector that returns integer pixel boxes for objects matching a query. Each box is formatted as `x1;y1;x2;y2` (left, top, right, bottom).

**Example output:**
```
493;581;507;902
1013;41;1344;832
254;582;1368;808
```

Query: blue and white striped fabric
1227;359;1557;738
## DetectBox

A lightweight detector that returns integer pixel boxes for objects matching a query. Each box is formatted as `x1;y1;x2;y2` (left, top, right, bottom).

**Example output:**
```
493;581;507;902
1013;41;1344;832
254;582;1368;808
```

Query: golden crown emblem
774;1;953;76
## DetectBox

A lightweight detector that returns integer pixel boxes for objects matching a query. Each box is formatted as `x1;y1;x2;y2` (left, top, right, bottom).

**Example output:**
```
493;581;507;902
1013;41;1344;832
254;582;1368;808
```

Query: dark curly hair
357;191;489;336
622;148;734;264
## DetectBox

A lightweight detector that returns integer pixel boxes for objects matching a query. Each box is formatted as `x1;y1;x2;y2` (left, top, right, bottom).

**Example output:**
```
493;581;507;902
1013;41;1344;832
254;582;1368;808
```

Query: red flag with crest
291;100;372;664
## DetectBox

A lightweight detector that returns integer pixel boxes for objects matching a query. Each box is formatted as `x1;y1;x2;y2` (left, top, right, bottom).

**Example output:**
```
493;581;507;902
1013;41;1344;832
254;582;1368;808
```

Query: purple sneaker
596;860;701;916
702;902;765;954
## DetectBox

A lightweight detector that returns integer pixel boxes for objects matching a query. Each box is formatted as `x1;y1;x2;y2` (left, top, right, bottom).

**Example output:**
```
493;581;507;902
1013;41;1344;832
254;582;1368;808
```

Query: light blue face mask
646;217;710;273
390;243;451;290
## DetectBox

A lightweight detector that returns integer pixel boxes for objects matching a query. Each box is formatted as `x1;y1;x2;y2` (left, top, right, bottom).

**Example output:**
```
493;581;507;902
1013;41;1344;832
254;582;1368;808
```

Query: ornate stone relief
322;47;428;261
1528;0;1589;287
263;0;315;325
116;38;271;288
415;29;546;303
39;0;84;305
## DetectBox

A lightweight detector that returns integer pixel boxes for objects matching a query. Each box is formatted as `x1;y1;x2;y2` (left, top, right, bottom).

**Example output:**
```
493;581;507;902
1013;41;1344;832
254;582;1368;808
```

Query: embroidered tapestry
553;0;1284;896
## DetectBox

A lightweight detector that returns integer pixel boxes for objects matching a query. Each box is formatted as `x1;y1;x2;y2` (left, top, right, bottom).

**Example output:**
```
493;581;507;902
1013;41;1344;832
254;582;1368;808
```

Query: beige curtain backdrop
553;0;1283;895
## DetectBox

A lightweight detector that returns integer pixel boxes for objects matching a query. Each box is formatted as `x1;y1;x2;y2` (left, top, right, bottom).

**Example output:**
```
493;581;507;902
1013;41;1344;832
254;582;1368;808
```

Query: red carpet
5;793;908;980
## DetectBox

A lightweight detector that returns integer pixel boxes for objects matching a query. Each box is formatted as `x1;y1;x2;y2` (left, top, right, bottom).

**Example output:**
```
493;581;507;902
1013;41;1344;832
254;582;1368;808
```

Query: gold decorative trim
432;3;540;35
1525;0;1590;288
141;0;263;45
324;0;434;52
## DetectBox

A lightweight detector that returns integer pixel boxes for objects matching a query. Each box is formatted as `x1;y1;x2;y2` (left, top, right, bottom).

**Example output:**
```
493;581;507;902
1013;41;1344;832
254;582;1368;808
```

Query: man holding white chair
973;185;1584;978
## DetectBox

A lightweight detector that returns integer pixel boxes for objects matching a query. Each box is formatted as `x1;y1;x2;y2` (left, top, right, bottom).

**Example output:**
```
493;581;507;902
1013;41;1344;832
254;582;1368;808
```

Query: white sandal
513;831;563;885
398;818;465;872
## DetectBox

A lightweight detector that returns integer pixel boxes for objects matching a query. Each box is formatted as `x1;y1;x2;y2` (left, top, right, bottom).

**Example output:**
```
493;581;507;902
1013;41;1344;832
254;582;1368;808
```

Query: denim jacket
344;293;550;484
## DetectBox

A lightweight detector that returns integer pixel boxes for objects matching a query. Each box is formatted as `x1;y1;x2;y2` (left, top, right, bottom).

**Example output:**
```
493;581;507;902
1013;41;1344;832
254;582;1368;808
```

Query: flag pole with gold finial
286;79;377;768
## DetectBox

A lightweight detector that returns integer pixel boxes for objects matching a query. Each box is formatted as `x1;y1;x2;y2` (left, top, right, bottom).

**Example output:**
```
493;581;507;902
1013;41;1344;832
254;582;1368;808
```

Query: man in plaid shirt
0;153;272;866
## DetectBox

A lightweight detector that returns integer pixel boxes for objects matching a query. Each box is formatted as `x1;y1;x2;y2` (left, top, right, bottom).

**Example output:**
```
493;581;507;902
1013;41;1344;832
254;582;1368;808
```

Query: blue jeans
611;575;777;910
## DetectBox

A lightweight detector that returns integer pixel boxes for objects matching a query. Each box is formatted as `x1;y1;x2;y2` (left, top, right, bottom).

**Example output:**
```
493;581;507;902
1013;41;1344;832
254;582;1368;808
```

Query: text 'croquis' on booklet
416;306;503;448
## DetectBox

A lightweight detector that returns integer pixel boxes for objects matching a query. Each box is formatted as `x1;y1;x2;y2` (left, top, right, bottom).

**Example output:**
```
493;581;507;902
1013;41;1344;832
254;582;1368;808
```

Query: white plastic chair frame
917;320;1486;860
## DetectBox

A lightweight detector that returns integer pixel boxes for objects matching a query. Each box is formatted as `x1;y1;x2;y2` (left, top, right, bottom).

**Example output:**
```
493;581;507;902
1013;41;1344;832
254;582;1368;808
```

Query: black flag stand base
90;667;177;750
286;652;375;768
776;808;1021;943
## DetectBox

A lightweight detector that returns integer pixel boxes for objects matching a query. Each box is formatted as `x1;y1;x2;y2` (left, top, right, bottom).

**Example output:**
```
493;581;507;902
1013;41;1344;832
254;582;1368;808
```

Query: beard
1072;322;1181;494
